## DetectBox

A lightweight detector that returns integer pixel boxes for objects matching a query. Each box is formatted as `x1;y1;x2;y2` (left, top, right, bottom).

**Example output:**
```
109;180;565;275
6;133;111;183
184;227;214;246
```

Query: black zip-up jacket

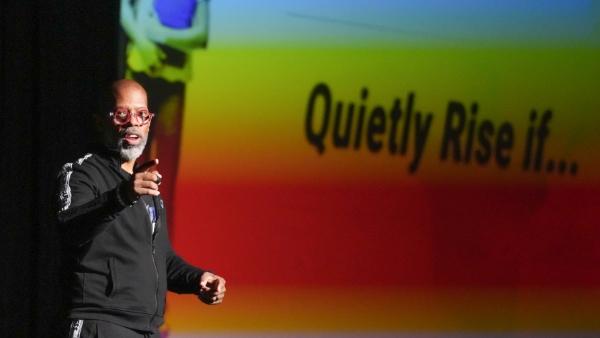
56;145;206;333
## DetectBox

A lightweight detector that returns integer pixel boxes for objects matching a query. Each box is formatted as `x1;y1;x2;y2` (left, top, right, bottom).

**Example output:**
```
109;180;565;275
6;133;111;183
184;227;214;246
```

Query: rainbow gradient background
126;1;600;336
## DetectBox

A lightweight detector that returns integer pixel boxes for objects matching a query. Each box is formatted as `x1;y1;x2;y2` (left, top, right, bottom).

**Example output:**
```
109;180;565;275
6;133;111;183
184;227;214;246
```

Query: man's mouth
122;131;143;145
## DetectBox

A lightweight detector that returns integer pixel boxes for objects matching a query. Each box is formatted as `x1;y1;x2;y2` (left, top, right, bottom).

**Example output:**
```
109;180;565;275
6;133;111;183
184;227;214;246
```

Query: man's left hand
198;272;226;305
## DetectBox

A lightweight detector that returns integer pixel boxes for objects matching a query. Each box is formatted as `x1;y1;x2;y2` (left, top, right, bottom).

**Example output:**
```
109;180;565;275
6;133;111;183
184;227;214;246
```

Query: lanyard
141;196;158;235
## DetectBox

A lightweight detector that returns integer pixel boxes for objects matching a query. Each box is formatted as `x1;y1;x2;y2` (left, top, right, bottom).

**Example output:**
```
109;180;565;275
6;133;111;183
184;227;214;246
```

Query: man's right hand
124;159;161;202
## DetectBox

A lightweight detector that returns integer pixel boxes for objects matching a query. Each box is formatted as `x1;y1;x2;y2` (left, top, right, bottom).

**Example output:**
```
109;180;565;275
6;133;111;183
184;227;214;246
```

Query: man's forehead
113;88;147;105
114;86;146;98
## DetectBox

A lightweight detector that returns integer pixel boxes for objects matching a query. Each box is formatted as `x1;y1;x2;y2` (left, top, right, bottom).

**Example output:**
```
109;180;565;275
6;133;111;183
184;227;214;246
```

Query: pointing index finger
134;159;159;174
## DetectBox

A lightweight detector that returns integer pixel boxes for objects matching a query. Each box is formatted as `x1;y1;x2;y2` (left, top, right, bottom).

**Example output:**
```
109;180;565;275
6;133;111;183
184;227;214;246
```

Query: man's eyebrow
113;106;148;110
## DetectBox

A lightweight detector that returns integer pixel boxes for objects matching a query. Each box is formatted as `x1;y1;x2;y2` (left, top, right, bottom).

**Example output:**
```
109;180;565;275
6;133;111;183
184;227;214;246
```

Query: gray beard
117;137;147;161
102;127;147;161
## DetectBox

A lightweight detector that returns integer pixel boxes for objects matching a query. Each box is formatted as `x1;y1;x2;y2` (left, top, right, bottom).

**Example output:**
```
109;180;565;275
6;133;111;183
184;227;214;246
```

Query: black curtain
0;1;119;337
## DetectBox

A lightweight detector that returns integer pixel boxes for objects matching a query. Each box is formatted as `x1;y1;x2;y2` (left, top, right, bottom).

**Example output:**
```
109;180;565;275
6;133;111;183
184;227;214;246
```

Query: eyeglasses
109;109;154;125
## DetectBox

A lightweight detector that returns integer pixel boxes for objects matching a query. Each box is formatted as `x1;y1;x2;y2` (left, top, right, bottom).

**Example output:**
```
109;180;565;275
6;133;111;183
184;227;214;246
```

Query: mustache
120;127;144;138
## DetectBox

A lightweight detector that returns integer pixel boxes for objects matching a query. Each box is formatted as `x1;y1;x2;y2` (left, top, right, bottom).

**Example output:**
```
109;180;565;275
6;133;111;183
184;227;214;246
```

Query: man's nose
128;112;142;126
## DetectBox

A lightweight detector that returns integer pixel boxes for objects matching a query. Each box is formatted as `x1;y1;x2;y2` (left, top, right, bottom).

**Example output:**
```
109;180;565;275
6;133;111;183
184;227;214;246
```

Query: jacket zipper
149;242;159;331
148;196;162;331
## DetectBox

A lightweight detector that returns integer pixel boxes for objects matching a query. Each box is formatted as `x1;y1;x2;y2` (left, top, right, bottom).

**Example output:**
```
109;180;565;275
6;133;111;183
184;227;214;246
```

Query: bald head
112;79;145;94
96;79;148;115
111;79;147;107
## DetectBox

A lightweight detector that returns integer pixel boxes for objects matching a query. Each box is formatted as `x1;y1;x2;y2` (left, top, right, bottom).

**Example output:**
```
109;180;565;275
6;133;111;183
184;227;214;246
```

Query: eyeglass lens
114;110;151;124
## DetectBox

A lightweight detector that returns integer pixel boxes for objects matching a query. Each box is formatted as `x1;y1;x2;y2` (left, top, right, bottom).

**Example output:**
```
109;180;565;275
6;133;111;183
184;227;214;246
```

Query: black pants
66;319;159;338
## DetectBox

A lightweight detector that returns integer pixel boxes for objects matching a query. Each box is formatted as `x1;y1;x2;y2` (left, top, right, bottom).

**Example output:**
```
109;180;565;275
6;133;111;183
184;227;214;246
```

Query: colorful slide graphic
122;1;600;336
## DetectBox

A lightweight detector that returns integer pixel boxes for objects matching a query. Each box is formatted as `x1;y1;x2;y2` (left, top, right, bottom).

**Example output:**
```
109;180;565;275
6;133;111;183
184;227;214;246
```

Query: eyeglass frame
108;109;154;126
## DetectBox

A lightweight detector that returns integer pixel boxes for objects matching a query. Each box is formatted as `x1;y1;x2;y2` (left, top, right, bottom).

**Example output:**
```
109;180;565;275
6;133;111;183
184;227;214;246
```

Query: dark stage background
1;2;119;337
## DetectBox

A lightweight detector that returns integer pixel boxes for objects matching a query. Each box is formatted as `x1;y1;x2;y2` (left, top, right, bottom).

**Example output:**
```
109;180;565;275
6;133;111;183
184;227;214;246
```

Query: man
56;79;225;337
